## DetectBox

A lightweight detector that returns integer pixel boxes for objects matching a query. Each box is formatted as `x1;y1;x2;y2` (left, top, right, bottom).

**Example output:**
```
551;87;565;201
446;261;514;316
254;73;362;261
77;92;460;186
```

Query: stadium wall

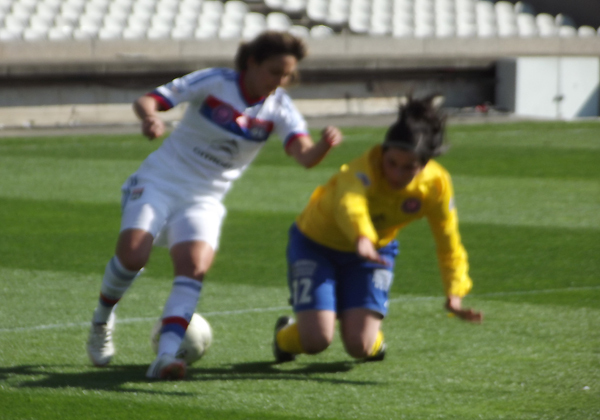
0;36;599;127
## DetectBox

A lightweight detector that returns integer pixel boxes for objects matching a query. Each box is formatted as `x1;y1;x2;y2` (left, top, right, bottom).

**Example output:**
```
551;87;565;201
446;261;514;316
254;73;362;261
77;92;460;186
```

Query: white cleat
146;354;187;380
87;311;116;367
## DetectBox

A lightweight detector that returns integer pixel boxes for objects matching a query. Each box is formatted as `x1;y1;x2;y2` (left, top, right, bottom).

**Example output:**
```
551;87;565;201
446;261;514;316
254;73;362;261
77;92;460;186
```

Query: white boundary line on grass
1;285;599;334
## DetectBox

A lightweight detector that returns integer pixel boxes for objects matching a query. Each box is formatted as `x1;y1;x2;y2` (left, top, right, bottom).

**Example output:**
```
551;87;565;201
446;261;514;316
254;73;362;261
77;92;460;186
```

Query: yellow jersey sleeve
425;166;473;297
332;167;379;245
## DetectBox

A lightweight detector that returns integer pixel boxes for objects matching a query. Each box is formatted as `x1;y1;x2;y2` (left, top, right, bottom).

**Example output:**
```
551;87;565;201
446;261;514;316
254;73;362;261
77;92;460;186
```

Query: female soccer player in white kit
86;31;343;380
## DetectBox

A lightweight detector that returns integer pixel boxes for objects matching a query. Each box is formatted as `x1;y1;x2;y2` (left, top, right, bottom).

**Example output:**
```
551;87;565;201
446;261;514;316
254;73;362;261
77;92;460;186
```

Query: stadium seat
456;21;477;37
554;13;575;28
171;26;195;40
414;22;435;38
558;25;577;38
224;1;249;18
306;0;328;22
283;0;307;15
326;0;349;26
98;26;122;40
265;0;285;11
349;12;369;33
23;27;48;40
0;27;24;41
47;25;74;40
513;1;534;15
477;21;497;38
577;26;596;38
310;24;334;37
242;12;266;39
179;0;203;15
266;12;292;30
392;22;414;38
122;26;147;39
289;24;310;37
516;12;537;37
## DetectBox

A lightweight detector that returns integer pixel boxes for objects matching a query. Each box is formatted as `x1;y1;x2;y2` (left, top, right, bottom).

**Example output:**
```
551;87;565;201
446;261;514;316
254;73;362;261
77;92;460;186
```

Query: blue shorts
286;224;399;317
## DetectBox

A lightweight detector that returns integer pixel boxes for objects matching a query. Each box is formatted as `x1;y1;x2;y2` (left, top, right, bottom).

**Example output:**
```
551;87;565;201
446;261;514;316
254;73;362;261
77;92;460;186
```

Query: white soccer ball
150;313;213;365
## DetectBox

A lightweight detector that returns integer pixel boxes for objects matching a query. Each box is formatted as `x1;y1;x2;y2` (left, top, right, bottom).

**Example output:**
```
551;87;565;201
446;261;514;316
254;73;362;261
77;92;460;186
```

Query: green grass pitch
0;121;599;419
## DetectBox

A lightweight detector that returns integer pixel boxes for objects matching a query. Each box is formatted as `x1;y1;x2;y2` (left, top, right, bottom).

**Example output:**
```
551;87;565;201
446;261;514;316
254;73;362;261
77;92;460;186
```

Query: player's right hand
356;236;388;266
141;115;165;140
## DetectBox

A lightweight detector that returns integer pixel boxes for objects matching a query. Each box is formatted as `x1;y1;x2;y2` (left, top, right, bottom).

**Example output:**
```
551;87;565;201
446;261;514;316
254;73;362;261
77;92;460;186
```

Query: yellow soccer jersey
296;145;472;297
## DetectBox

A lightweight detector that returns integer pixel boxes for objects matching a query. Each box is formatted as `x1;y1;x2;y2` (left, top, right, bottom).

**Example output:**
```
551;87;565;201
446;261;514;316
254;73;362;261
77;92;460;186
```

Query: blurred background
0;0;598;129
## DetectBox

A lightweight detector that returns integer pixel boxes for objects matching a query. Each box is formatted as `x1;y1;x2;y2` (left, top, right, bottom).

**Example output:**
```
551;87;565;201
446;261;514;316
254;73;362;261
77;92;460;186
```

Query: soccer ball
150;313;213;365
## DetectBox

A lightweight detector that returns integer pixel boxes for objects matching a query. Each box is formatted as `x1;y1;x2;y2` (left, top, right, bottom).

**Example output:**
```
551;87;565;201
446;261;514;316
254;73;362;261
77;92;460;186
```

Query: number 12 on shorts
292;278;313;305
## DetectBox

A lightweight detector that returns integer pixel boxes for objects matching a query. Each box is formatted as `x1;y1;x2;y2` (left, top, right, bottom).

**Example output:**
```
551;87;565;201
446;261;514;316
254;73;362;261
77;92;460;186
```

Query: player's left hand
320;126;343;148
445;295;483;323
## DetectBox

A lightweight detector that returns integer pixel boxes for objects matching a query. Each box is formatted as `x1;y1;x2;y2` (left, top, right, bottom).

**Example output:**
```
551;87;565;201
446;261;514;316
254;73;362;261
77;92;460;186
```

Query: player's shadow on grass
187;361;379;385
2;364;194;396
1;360;378;392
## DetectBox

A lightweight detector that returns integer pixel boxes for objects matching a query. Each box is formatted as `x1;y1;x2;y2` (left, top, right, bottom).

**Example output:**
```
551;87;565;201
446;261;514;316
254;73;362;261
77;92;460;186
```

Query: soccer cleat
87;311;116;367
273;315;296;363
146;354;187;380
364;342;386;362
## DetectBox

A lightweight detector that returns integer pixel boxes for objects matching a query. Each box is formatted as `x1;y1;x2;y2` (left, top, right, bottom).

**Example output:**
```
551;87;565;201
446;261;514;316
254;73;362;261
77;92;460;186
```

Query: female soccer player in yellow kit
273;95;482;363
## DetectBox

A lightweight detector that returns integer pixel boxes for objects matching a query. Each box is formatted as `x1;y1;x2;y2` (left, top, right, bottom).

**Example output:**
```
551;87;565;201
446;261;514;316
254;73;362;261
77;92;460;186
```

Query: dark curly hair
235;31;307;72
383;95;448;164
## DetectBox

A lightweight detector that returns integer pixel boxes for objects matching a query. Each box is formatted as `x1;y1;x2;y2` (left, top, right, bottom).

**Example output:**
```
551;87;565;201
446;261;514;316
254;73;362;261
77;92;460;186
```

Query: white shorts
120;174;226;250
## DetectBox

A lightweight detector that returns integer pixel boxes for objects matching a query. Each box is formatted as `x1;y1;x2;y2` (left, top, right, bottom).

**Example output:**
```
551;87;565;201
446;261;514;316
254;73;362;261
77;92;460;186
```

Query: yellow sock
276;322;305;354
369;330;384;357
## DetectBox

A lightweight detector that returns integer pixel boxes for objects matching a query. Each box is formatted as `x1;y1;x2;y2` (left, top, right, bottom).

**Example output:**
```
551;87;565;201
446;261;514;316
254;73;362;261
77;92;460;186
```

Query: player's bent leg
115;228;155;271
88;229;153;367
296;310;336;354
273;310;336;363
339;308;385;360
146;240;214;380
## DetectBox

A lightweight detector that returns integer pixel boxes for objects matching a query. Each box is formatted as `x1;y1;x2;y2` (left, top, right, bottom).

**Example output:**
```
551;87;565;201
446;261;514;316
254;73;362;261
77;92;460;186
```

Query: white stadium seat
516;13;537;37
310;24;334;37
98;26;122;39
555;13;575;28
514;1;534;15
306;0;328;22
23;27;48;40
558;25;577;38
47;25;74;40
171;25;195;39
267;12;291;30
577;26;596;38
283;0;307;15
265;0;285;10
392;22;413;38
122;26;147;39
289;24;310;37
242;12;266;39
0;27;23;41
535;13;556;37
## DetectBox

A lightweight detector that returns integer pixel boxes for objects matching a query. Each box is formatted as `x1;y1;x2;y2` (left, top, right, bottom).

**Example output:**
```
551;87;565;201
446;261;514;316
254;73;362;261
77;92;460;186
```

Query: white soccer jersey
135;67;309;200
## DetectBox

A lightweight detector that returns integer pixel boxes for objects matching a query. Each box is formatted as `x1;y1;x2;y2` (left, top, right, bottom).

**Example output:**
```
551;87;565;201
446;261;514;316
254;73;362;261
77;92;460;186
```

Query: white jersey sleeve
270;90;309;149
150;68;228;110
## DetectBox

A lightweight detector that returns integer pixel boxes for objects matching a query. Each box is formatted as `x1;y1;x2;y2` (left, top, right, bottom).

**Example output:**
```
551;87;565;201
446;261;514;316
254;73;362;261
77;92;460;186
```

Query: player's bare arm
445;295;483;323
133;95;166;140
287;126;343;168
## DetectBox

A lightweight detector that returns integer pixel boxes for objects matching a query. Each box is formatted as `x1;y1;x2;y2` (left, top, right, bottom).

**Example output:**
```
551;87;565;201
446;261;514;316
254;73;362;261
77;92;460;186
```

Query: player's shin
93;256;141;323
157;276;203;356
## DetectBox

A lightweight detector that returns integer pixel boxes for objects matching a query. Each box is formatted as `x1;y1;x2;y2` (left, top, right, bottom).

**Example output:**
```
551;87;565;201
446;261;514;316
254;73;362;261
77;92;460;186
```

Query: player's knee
117;251;148;272
301;332;332;354
343;337;372;359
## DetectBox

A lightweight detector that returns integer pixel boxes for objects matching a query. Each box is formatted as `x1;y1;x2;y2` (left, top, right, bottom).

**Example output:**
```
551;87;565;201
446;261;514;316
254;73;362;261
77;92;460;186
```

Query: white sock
157;276;203;356
92;256;141;324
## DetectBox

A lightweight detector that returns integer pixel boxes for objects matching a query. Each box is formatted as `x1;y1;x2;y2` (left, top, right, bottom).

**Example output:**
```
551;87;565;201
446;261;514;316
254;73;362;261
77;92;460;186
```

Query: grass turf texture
0;121;599;419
